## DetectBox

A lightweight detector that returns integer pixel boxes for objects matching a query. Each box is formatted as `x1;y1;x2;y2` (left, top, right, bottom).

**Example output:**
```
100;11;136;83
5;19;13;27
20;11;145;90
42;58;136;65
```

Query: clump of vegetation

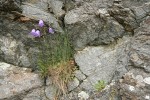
29;20;75;95
49;60;75;94
94;80;106;91
38;32;75;94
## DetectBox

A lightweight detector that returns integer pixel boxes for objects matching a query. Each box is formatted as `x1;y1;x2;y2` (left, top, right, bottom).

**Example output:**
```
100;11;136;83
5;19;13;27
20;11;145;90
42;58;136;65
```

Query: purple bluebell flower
31;29;36;34
35;30;41;37
30;29;41;37
48;27;54;34
38;20;44;27
30;29;36;36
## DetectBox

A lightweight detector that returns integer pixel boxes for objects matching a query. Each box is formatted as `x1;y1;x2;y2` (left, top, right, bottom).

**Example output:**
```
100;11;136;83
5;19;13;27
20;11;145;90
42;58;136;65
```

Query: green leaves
37;32;74;77
94;80;106;91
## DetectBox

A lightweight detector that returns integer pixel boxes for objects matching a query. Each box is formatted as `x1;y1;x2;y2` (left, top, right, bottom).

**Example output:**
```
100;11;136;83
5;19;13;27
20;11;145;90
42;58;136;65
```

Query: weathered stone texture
0;16;39;69
130;16;150;73
108;4;138;32
0;0;150;99
64;0;126;50
0;0;22;12
119;69;150;100
121;0;150;7
75;36;130;91
22;3;63;33
0;62;43;100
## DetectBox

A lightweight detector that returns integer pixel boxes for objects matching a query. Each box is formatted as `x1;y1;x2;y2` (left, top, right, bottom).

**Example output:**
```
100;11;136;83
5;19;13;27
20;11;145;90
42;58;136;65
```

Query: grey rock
88;81;119;100
64;7;92;25
145;65;150;72
119;71;150;100
24;0;49;11
108;3;138;32
131;6;147;20
64;0;113;12
0;36;18;65
63;0;76;11
89;17;125;45
48;0;65;18
60;91;79;100
19;55;31;67
22;3;63;33
67;78;80;91
0;62;43;100
120;84;145;97
45;85;57;100
135;75;145;87
65;6;125;49
130;16;150;72
23;87;47;100
0;14;55;69
76;36;130;91
65;14;101;49
121;0;150;8
65;0;93;10
79;79;94;91
74;70;86;81
78;91;89;100
143;77;150;85
0;34;36;68
142;2;150;13
67;80;118;100
27;47;39;69
46;76;53;86
0;0;22;12
113;36;130;80
64;0;115;49
1;0;150;99
95;8;110;18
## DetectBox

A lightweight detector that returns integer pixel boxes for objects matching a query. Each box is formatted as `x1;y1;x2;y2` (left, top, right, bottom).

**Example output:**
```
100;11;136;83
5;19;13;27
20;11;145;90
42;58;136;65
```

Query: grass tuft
37;31;76;95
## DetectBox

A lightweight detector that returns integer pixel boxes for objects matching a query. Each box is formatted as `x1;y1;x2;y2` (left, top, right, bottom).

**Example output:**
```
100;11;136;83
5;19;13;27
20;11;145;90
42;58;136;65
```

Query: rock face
119;70;150;100
75;36;129;91
121;0;150;7
48;0;65;18
130;16;150;73
64;1;125;50
0;0;150;99
0;0;22;12
22;2;63;33
0;16;40;69
108;4;138;32
0;62;59;100
0;62;42;100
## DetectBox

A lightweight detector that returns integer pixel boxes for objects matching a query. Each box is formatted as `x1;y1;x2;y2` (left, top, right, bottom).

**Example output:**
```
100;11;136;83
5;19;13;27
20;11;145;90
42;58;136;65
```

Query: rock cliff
0;0;150;99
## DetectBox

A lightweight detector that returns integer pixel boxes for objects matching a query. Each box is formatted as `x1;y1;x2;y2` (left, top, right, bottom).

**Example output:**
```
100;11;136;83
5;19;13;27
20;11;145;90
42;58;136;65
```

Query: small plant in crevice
29;19;75;95
94;80;106;91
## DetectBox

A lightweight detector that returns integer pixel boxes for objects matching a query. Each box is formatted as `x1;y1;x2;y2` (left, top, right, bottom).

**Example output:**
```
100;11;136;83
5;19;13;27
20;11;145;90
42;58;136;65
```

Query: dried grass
48;59;76;95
